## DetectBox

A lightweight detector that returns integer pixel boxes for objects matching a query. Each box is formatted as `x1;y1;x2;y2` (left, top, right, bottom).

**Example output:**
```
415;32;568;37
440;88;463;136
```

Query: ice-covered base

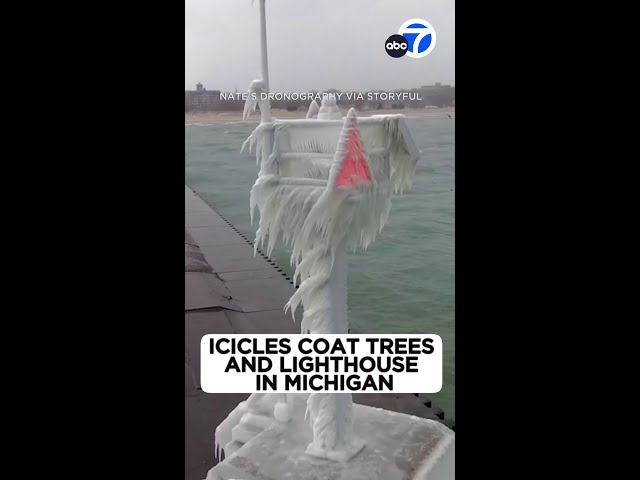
205;396;454;480
305;436;365;463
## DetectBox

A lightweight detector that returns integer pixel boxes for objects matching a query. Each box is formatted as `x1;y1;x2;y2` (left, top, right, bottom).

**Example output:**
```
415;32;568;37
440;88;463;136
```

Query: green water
185;116;455;419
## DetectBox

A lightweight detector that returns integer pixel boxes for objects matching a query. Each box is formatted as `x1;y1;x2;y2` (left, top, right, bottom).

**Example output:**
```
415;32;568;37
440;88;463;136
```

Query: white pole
306;241;358;457
258;0;272;123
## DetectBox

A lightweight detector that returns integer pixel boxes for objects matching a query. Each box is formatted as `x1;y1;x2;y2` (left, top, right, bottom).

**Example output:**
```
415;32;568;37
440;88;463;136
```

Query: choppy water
185;116;455;419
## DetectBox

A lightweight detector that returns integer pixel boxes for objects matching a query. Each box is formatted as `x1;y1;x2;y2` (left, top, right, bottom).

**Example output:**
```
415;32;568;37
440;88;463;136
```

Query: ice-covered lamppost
243;0;366;459
248;107;396;460
214;0;420;463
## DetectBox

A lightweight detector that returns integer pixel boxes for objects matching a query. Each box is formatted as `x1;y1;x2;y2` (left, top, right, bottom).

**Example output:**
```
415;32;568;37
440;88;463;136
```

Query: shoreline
186;107;455;123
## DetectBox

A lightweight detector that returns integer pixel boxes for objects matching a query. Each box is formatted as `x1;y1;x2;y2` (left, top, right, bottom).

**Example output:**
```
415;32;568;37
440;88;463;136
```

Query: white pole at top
259;0;269;90
259;0;271;122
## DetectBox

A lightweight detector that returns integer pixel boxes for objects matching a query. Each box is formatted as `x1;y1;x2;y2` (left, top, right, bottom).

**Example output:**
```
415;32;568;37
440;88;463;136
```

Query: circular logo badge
385;34;408;58
398;19;437;59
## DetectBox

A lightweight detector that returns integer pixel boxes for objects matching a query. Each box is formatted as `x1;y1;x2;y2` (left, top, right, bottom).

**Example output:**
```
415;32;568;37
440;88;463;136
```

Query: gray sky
185;0;454;92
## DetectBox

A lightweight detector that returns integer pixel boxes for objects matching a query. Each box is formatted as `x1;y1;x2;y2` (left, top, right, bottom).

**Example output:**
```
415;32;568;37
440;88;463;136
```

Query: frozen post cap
316;95;342;120
305;100;320;119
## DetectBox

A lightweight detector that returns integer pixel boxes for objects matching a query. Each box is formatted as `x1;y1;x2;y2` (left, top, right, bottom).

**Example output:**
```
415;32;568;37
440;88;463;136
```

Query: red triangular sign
336;125;372;187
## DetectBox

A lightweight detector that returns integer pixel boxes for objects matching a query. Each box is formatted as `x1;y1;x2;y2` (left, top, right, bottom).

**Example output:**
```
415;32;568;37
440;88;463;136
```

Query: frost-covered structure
241;105;419;460
214;104;420;463
212;0;426;468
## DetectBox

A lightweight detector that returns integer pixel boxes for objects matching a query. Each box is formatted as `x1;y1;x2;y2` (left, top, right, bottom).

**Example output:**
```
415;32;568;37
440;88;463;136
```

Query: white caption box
200;334;442;394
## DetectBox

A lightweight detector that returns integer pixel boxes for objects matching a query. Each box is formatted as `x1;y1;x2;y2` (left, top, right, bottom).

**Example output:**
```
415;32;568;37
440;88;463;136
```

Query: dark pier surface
185;185;451;480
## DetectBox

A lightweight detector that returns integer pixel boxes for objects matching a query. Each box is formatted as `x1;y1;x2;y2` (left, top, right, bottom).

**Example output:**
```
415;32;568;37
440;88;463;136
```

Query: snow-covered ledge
206;394;454;480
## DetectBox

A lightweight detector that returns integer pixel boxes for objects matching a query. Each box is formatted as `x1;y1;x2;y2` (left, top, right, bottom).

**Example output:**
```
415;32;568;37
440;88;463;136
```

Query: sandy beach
185;107;455;123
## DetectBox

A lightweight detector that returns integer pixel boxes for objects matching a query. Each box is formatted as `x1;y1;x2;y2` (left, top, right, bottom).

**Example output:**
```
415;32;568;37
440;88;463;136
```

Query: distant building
185;83;221;111
419;83;455;107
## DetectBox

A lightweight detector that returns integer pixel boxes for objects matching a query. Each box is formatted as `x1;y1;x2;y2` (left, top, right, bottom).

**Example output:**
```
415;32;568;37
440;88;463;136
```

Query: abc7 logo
385;19;437;59
385;35;408;58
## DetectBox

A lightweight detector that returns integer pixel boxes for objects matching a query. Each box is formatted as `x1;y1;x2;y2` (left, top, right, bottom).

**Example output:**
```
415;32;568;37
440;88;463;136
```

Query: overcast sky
185;0;454;92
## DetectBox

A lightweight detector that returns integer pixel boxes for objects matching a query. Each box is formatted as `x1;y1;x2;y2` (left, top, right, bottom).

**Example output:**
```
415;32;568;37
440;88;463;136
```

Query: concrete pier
185;185;451;480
